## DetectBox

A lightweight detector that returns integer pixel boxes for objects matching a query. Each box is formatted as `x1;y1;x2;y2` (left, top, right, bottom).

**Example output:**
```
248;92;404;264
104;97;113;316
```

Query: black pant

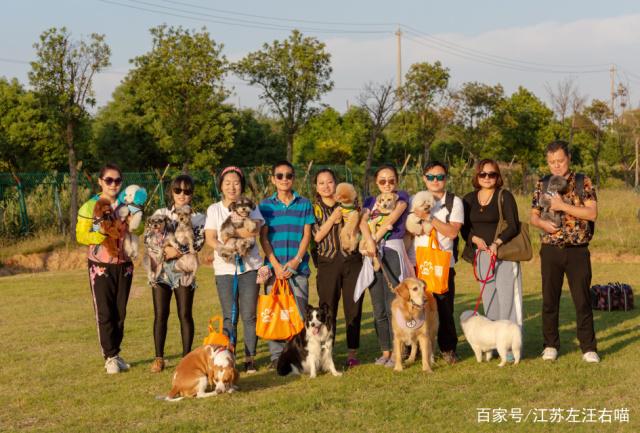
541;244;597;353
434;268;458;353
317;253;364;350
152;283;195;357
88;260;133;359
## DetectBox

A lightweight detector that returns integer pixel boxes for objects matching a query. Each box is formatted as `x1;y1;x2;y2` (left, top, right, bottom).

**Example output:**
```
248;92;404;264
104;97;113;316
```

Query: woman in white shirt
204;166;263;373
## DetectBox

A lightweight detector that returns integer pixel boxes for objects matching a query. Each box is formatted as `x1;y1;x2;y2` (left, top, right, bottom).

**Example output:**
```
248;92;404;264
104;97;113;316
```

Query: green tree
0;78;62;171
492;86;553;168
450;81;504;161
29;27;111;240
582;99;611;187
221;108;286;166
127;25;234;170
400;61;450;162
234;30;334;161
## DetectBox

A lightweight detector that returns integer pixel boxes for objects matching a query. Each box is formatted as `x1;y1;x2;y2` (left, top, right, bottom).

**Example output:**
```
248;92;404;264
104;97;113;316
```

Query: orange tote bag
415;229;451;294
202;315;231;347
256;279;304;341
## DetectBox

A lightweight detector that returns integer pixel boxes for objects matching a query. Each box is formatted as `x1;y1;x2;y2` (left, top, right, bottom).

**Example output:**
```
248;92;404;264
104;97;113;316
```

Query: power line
403;33;609;74
402;24;611;70
99;0;391;34
155;0;391;27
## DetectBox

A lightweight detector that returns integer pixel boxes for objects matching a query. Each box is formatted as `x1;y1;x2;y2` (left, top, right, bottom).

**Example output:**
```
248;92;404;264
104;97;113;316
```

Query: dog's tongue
311;326;320;335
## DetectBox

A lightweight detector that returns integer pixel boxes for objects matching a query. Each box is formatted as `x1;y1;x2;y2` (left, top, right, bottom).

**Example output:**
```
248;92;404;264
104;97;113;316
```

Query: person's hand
549;193;567;212
283;257;300;274
362;238;376;257
539;219;560;234
273;262;288;280
330;208;343;224
488;242;498;257
164;246;181;259
472;236;488;251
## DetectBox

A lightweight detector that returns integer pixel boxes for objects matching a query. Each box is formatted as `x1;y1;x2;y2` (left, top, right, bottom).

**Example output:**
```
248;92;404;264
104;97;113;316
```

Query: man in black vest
530;140;599;363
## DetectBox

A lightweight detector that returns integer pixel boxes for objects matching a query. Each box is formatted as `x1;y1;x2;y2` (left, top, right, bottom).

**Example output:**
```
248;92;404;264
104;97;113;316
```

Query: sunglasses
173;187;193;196
101;177;122;186
478;172;498;179
377;178;396;186
425;174;446;182
274;172;294;180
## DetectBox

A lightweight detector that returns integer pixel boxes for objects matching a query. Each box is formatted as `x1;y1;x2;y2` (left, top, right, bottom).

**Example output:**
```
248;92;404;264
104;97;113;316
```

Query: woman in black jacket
462;159;524;332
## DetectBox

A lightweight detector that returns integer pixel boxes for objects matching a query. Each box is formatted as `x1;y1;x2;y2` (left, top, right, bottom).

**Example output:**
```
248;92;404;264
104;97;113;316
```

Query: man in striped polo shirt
259;160;315;368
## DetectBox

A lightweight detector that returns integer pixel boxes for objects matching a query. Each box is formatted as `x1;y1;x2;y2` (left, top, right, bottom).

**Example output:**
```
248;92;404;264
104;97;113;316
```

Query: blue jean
215;270;259;357
265;274;309;361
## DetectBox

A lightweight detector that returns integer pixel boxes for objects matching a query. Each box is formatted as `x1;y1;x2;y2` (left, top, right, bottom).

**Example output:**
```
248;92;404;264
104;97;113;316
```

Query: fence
0;163;549;240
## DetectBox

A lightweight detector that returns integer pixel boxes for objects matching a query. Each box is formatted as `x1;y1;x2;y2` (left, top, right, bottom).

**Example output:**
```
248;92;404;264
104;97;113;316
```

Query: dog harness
393;307;425;330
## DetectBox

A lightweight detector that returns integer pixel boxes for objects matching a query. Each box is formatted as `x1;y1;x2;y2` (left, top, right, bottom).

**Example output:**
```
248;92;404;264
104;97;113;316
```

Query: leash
229;254;245;347
472;249;497;315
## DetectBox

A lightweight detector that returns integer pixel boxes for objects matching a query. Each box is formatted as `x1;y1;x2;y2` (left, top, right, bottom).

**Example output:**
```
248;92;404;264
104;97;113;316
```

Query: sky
2;0;640;114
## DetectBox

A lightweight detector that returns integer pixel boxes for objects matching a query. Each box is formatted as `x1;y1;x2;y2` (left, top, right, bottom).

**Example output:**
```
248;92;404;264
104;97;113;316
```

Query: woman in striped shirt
312;168;363;368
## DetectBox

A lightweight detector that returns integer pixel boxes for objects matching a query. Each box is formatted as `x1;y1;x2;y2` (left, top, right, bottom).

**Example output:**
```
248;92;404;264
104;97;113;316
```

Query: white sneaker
541;347;558;361
582;351;600;363
105;357;120;374
115;355;130;371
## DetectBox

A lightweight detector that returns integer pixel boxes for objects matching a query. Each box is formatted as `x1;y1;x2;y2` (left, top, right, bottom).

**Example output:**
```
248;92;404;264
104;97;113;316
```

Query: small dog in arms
277;304;342;378
460;310;522;367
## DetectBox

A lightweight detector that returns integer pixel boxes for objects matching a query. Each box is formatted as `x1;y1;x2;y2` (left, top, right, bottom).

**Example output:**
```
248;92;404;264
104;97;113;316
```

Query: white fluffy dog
406;191;435;236
459;310;522;367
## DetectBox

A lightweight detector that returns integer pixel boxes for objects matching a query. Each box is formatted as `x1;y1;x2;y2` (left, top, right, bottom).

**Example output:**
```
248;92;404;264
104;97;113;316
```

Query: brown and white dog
359;192;399;271
334;182;360;254
164;345;238;401
391;277;439;372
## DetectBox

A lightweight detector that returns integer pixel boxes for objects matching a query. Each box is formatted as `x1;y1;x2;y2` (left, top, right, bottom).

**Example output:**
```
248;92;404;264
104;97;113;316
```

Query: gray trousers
369;248;401;352
215;270;259;357
474;250;523;326
265;274;309;361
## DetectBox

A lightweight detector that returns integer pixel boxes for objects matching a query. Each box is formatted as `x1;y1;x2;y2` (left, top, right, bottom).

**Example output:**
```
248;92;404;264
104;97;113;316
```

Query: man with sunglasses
259;160;315;369
411;161;464;365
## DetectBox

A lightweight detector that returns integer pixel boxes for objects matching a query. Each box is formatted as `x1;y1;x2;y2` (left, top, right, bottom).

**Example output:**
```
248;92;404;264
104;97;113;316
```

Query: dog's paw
393;365;403;372
331;371;343;377
309;373;317;379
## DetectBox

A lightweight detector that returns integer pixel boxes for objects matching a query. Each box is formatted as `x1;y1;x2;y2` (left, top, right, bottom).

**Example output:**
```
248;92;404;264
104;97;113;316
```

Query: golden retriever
391;277;439;372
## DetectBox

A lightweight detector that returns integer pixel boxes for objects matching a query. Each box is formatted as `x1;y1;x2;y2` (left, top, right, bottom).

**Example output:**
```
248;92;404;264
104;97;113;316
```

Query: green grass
1;258;639;432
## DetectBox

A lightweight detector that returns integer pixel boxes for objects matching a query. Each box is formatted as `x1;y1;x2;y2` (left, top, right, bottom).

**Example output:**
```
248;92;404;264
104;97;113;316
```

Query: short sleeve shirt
204;201;265;275
363;190;410;240
414;192;464;268
259;191;315;276
531;172;597;246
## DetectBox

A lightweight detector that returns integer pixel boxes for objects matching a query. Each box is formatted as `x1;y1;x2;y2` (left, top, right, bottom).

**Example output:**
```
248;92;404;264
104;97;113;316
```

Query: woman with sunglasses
204;166;264;373
76;163;139;374
312;168;364;369
147;174;205;373
359;164;414;368
462;159;523;361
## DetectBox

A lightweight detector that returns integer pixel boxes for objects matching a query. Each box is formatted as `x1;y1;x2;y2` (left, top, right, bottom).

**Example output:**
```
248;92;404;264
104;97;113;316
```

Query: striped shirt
259;191;315;276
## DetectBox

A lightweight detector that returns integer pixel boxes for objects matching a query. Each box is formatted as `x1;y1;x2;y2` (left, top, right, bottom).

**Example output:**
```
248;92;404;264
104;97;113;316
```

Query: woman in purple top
359;164;415;367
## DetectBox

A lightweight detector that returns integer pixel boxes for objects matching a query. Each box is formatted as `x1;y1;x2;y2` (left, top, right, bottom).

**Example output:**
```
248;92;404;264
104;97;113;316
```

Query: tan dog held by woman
359;192;399;270
391;278;439;372
163;345;238;401
334;182;360;253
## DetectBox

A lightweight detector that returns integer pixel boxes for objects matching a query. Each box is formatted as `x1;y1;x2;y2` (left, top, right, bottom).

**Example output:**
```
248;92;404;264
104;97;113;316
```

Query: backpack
443;191;460;263
542;173;595;235
590;282;634;311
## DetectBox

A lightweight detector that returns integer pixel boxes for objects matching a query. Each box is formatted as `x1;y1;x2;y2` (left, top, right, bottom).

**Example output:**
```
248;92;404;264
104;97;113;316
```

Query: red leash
472;250;497;315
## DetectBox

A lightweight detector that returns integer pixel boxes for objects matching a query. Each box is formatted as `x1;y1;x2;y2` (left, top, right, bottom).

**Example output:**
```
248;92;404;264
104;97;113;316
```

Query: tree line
1;25;639;239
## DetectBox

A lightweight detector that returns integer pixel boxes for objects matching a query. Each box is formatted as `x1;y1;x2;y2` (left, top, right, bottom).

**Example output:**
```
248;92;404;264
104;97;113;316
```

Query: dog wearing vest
277;304;342;378
459;310;522;367
391;277;439;372
359;192;398;271
163;345;238;401
334;182;361;253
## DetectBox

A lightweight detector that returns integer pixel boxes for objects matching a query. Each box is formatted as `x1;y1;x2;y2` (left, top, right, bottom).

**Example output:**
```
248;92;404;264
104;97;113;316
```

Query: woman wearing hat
204;166;264;373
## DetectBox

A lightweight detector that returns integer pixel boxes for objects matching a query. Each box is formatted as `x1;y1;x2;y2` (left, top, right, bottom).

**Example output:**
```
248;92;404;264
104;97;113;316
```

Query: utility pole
396;27;402;108
610;64;616;120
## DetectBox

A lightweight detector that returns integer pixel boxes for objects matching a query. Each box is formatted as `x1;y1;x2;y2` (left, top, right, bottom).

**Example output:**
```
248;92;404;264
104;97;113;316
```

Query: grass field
1;257;639;433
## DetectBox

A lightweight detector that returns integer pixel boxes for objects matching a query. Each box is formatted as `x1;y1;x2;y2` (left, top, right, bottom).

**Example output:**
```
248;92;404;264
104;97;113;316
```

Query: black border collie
276;304;342;378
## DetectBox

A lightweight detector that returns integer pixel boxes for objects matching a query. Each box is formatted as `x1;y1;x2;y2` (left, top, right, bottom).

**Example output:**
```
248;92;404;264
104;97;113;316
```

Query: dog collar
393;307;425;330
340;203;358;211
